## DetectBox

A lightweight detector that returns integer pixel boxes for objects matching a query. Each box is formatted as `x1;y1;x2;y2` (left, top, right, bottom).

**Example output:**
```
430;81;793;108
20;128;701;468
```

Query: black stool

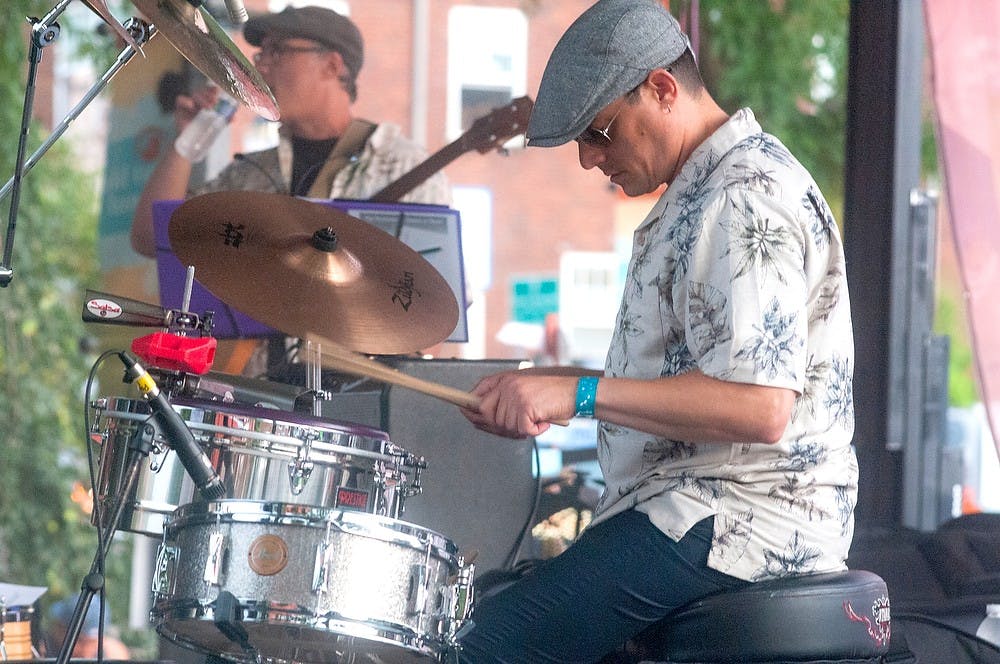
636;570;891;663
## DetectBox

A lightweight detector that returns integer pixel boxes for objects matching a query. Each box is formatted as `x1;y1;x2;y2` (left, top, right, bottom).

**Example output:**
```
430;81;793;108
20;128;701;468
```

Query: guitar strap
305;118;378;198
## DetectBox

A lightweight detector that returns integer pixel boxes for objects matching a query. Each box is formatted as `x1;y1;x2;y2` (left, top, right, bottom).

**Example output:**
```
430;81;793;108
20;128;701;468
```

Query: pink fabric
925;1;1000;459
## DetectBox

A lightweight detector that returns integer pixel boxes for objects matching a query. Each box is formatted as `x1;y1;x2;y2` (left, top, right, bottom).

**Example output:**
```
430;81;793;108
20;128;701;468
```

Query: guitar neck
368;96;533;204
369;138;468;203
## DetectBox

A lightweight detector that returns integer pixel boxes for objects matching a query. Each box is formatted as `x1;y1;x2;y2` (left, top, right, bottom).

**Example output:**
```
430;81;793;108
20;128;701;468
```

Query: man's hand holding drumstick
305;333;576;436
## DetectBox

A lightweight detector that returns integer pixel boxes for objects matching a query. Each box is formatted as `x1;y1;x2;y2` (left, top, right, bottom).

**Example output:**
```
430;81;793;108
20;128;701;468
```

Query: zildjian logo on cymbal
390;271;420;311
218;222;246;248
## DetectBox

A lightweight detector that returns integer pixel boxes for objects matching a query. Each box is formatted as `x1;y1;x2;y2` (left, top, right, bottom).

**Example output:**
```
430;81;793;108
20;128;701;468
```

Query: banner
924;1;1000;459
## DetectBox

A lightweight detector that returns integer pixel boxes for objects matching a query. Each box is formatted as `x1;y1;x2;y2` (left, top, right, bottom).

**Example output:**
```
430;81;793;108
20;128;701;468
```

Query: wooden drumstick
304;333;569;426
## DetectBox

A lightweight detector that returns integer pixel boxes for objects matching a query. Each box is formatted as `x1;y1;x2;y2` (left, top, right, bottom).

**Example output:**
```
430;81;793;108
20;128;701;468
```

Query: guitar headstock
461;96;535;155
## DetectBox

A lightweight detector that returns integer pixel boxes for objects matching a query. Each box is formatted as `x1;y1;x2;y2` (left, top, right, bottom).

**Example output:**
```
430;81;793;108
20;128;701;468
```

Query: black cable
82;348;121;662
501;436;542;570
83;350;119;531
215;302;243;339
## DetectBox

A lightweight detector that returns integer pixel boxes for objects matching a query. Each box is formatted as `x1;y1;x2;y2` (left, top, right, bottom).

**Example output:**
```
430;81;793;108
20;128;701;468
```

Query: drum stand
55;421;156;664
0;1;155;287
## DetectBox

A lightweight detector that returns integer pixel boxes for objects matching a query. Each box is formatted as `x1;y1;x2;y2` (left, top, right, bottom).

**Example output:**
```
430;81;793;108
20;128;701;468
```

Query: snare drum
151;500;473;663
1;605;35;661
91;398;422;536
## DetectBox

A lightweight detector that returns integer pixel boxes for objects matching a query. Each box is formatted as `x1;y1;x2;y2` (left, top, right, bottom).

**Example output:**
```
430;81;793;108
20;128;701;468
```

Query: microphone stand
56;418;157;664
0;3;155;287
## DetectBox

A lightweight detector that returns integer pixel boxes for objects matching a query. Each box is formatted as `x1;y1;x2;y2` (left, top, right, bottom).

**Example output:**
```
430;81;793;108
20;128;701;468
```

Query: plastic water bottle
174;98;237;163
977;604;1000;647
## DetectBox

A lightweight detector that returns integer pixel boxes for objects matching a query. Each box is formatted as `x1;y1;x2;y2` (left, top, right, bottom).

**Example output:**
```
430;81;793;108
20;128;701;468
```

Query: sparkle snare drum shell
151;500;472;663
91;397;420;536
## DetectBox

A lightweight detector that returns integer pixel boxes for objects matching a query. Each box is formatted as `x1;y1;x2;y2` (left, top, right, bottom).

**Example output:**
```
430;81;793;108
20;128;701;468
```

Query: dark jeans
455;511;749;664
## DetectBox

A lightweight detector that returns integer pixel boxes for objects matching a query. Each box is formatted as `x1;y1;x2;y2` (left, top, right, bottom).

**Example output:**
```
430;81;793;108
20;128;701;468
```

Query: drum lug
440;558;476;646
152;544;179;597
407;564;428;617
287;458;314;496
204;532;227;585
312;540;330;594
404;454;427;498
444;560;476;637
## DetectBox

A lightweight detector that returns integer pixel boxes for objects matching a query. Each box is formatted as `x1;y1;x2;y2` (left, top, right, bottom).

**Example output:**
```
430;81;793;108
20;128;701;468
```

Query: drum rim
95;405;405;465
165;500;459;557
94;396;390;441
153;600;445;660
170;397;391;439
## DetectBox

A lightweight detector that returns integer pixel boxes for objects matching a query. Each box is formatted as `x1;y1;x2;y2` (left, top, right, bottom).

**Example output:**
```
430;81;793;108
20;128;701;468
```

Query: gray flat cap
526;0;687;147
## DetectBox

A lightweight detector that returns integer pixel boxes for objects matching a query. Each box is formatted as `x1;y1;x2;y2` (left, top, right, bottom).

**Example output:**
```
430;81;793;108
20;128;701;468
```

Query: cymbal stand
0;4;155;287
302;339;331;417
55;417;156;664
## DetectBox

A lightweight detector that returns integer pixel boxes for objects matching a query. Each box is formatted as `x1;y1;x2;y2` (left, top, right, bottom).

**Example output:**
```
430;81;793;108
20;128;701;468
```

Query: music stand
152;199;468;342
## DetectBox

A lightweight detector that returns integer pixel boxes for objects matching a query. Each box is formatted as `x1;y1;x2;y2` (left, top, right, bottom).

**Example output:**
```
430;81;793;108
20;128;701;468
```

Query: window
446;6;527;141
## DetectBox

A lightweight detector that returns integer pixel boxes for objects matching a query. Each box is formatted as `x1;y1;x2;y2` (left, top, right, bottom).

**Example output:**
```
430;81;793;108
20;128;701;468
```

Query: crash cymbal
130;0;279;121
168;192;460;355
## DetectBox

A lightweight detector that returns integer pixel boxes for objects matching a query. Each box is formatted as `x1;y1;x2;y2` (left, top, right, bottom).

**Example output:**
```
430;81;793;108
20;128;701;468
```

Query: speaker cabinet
319;359;537;573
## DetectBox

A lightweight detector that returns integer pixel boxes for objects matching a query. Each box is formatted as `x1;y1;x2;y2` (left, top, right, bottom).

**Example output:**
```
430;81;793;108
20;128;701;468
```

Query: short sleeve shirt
592;109;858;582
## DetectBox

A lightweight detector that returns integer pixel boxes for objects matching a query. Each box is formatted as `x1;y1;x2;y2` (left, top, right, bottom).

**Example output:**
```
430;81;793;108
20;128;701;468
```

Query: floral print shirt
592;108;857;583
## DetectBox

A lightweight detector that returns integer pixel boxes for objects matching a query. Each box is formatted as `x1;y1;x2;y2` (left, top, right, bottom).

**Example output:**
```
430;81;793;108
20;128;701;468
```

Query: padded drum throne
634;570;891;663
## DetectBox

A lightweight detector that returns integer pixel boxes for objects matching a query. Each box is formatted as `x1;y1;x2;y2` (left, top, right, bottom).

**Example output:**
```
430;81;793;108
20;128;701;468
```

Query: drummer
455;0;857;660
129;5;452;375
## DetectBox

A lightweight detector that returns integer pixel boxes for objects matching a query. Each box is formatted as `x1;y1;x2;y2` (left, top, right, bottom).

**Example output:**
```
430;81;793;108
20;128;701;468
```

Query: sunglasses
575;104;624;147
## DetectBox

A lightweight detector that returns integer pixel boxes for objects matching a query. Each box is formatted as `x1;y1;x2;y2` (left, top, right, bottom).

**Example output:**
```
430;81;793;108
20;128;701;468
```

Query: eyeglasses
575;104;624;147
253;43;330;64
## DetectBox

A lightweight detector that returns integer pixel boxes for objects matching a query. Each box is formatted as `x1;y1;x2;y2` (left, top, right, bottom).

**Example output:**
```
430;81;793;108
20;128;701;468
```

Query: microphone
118;351;226;500
223;0;249;24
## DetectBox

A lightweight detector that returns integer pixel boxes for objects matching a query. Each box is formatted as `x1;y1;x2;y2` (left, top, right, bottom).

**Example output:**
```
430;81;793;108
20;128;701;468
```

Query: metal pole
0;12;154;286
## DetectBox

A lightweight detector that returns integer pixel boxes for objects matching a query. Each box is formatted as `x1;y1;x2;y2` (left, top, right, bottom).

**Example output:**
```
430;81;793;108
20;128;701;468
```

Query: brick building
43;0;668;362
231;0;643;361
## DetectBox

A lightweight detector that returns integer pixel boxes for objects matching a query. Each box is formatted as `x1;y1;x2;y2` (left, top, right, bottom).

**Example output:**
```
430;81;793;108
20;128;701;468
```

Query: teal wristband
574;376;599;418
